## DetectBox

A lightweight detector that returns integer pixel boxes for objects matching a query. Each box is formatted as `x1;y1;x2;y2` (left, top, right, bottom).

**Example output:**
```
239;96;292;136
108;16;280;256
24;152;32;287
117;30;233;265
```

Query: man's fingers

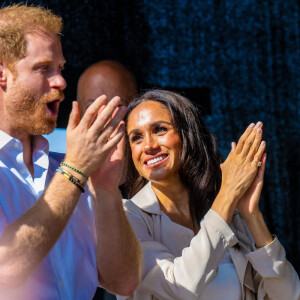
67;101;80;131
89;97;123;137
80;95;107;129
110;97;122;119
103;123;126;153
98;106;127;142
109;119;125;142
108;127;126;162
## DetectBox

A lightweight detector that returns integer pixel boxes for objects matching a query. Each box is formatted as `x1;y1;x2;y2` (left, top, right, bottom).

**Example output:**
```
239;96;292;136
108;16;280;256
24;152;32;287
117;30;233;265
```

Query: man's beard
5;85;64;135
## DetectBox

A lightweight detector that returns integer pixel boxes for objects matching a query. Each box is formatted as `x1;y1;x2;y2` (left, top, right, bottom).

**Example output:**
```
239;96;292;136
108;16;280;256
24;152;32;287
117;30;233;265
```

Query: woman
119;90;299;300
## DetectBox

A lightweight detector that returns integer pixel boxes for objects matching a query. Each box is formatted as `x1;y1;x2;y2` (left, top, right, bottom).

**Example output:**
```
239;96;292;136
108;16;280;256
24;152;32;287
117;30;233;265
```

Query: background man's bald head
77;60;138;113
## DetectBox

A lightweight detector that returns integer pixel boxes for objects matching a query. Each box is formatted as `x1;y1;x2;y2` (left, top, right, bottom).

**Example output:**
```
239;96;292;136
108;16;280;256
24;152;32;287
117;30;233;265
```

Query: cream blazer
118;182;300;300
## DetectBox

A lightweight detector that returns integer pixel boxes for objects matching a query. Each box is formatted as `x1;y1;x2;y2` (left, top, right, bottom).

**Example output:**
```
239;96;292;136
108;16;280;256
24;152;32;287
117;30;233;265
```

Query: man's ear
0;61;7;87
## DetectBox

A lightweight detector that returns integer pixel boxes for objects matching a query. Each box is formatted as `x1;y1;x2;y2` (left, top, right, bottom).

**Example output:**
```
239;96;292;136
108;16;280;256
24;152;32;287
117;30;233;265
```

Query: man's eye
39;65;49;70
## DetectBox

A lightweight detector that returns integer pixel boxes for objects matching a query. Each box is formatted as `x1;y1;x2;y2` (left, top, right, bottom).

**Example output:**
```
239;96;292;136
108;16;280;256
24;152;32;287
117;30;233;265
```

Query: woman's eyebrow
149;121;172;127
128;129;140;137
128;121;172;137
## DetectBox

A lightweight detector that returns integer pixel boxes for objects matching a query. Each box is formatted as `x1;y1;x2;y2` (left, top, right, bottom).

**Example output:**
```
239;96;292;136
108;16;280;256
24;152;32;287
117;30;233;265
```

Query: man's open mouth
46;100;60;115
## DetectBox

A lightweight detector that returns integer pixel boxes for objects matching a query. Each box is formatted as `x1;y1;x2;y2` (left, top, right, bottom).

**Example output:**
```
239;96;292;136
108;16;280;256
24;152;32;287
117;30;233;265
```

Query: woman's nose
144;134;159;152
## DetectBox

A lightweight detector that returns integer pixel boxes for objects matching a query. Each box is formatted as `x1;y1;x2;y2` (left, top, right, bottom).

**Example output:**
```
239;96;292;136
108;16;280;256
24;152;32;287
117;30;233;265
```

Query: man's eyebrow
33;59;66;65
32;59;51;65
128;121;172;137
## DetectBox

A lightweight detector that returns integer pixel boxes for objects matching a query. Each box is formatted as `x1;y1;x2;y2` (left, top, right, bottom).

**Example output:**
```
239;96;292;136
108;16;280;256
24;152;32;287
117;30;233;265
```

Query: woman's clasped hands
212;121;266;224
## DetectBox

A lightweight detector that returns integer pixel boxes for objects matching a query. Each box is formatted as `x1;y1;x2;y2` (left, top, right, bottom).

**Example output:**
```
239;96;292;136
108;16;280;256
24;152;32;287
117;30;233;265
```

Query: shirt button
61;281;64;286
13;143;19;149
20;169;26;175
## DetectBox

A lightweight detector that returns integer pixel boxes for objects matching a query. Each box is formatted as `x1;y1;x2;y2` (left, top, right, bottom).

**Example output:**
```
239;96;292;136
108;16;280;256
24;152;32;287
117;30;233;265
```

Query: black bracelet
56;168;85;193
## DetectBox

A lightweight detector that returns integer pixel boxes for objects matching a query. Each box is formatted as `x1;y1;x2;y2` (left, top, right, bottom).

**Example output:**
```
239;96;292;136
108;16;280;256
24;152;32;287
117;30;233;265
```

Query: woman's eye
154;126;167;134
130;135;142;143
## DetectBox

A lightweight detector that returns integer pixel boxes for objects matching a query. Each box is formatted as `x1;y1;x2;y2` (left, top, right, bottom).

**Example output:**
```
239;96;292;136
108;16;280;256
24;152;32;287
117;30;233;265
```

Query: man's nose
50;73;67;90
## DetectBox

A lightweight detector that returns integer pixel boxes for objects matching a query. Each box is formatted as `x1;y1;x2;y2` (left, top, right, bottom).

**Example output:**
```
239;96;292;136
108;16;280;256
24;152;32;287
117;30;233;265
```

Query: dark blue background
4;0;299;276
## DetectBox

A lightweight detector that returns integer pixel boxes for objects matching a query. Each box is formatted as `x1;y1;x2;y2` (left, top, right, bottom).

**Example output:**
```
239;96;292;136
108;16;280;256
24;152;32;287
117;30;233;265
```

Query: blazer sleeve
246;237;300;300
124;200;239;300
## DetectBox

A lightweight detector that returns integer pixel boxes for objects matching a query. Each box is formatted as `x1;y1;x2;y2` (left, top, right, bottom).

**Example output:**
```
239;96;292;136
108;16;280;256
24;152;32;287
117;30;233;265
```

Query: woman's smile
144;154;169;167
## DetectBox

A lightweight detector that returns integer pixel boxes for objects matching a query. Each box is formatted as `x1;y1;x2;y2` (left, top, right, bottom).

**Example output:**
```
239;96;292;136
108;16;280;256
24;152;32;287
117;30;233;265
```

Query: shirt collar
131;181;162;215
0;130;49;153
0;130;49;171
0;130;15;150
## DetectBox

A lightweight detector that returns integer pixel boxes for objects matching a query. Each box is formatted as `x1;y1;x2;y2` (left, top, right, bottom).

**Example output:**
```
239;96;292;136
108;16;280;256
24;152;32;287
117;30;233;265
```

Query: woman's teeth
147;155;167;166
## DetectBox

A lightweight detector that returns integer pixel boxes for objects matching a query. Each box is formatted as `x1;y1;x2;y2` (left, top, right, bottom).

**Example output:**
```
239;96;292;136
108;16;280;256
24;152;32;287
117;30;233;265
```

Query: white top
0;130;98;300
201;250;242;299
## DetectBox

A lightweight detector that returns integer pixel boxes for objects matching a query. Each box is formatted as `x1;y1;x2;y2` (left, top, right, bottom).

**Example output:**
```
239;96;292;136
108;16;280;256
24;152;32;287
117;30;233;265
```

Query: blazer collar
131;181;162;215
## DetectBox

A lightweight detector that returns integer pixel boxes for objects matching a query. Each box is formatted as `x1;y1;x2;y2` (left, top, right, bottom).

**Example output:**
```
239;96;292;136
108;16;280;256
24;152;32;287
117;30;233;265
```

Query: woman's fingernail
260;141;265;147
257;129;261;134
255;121;262;128
249;123;255;128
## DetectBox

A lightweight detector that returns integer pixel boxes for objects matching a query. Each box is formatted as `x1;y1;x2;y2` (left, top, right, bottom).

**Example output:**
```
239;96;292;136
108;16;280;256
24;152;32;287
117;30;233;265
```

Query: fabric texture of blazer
117;182;300;300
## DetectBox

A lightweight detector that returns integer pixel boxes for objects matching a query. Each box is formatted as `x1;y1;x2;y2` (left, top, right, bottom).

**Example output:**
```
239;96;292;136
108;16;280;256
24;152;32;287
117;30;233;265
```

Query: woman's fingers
235;123;255;153
251;141;266;168
231;142;237;152
240;122;262;157
240;128;260;158
257;152;267;179
235;122;263;157
244;128;263;162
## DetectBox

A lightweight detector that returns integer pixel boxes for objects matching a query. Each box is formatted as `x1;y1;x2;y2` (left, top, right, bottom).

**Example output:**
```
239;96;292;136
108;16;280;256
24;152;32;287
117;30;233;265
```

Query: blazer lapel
131;182;161;215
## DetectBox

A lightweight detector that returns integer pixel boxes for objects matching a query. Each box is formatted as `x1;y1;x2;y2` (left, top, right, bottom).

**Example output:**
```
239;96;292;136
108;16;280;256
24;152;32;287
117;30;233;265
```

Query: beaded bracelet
60;162;88;179
56;168;85;193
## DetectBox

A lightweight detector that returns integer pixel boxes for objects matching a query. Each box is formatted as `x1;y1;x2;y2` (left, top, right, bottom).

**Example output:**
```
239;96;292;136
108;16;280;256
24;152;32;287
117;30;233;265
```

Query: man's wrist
60;162;88;186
